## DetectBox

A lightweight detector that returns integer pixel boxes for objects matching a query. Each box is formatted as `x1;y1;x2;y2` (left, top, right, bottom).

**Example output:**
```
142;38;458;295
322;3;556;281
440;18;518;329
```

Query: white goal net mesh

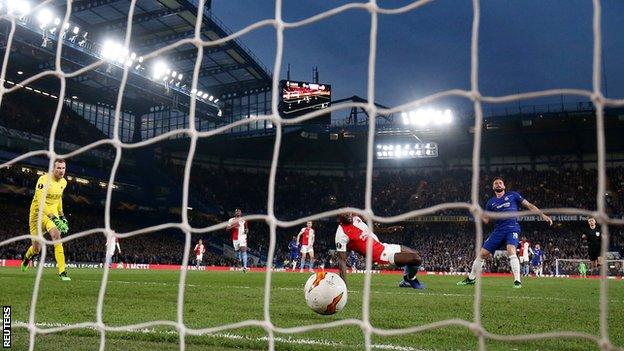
0;0;622;350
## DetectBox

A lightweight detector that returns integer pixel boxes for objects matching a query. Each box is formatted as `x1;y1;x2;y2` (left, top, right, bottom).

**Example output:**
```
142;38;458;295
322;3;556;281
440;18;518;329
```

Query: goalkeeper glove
52;216;69;235
60;215;69;233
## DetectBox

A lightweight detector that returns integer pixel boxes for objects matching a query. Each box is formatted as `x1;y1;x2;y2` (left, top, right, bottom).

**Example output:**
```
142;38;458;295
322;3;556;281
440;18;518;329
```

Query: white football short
300;245;314;255
520;255;529;263
196;254;203;262
380;244;402;265
106;242;117;257
233;235;247;251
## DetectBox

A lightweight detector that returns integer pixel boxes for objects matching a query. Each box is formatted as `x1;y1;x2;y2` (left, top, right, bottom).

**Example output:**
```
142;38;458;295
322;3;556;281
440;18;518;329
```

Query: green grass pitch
1;268;623;351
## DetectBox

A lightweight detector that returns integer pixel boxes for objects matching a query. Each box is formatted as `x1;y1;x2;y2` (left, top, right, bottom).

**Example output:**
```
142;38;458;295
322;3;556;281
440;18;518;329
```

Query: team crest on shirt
504;196;509;201
595;232;600;237
37;184;43;189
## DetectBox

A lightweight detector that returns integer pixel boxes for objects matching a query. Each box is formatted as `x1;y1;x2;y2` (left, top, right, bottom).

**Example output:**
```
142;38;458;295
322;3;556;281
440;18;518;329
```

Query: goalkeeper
21;159;71;281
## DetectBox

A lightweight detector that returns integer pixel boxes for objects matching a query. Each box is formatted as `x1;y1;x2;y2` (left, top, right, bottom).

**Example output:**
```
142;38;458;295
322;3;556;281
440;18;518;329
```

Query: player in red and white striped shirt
296;221;315;272
227;208;249;271
194;239;206;267
335;213;425;289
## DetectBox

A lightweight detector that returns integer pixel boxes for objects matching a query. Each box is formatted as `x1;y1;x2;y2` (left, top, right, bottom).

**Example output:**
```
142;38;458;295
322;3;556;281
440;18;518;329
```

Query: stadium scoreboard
279;80;331;124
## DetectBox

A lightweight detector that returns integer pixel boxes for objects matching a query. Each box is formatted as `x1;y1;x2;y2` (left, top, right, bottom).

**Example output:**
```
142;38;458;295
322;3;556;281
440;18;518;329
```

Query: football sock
24;246;35;260
300;258;306;270
468;257;484;280
308;259;313;270
54;243;66;275
509;255;521;282
405;265;418;280
242;251;248;268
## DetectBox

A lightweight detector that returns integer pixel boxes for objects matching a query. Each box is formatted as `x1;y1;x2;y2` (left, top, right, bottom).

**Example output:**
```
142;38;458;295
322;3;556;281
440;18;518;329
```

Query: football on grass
304;272;347;315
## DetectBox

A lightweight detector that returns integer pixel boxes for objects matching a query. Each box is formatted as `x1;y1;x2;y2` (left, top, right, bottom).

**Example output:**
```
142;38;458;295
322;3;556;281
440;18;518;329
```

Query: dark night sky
211;0;624;118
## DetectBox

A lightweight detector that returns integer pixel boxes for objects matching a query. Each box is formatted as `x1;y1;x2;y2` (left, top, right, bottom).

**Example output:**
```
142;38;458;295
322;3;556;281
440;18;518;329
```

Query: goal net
0;0;620;350
555;259;624;277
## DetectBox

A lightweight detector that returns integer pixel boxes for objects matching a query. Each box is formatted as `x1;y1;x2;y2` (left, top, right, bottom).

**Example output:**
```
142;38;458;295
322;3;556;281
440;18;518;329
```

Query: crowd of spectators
182;166;624;220
1;161;623;276
0;91;107;147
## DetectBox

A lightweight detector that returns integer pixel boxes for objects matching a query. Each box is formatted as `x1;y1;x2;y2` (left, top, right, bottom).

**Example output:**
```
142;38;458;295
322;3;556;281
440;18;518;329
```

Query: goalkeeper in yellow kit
21;159;71;281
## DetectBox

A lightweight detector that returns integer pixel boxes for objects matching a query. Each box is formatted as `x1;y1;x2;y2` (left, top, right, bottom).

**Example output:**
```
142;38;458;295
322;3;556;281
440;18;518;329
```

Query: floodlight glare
178;73;183;80
37;8;53;27
402;107;453;127
442;109;453;124
414;109;430;126
152;61;167;79
8;0;31;16
213;99;219;103
102;40;125;62
202;93;208;99
72;26;79;34
208;95;214;101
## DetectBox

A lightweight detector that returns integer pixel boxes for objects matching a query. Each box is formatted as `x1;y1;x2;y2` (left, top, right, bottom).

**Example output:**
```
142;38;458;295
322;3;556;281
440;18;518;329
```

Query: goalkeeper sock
242;251;248;269
509;255;521;282
468;257;484;280
54;243;66;275
24;246;35;260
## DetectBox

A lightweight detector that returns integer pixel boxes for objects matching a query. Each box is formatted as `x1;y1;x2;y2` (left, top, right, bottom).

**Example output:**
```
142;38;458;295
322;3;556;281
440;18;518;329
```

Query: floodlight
213;99;219;103
8;0;31;16
202;93;208;99
72;26;79;34
37;8;53;27
208;95;214;101
152;61;167;79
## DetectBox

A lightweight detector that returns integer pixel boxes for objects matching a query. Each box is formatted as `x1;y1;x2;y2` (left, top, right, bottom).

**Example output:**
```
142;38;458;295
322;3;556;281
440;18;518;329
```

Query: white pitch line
13;321;431;351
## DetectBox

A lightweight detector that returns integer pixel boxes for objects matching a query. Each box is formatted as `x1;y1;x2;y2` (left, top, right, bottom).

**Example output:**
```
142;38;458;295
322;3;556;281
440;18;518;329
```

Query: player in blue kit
458;177;552;288
348;250;359;271
288;236;299;271
531;243;545;277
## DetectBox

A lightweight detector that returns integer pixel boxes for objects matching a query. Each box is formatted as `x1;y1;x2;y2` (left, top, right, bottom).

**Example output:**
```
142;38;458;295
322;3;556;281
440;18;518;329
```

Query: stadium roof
4;0;272;117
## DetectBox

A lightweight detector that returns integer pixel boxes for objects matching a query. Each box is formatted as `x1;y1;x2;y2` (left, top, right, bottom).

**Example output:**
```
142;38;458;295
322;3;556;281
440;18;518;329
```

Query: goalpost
555;258;624;277
0;0;622;351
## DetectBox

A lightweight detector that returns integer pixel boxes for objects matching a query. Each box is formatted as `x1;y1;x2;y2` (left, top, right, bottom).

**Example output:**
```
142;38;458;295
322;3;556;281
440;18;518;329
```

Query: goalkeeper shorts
29;215;57;237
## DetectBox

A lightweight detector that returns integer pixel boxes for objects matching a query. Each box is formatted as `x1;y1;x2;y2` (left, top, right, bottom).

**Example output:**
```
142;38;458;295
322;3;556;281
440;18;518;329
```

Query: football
304;272;348;315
